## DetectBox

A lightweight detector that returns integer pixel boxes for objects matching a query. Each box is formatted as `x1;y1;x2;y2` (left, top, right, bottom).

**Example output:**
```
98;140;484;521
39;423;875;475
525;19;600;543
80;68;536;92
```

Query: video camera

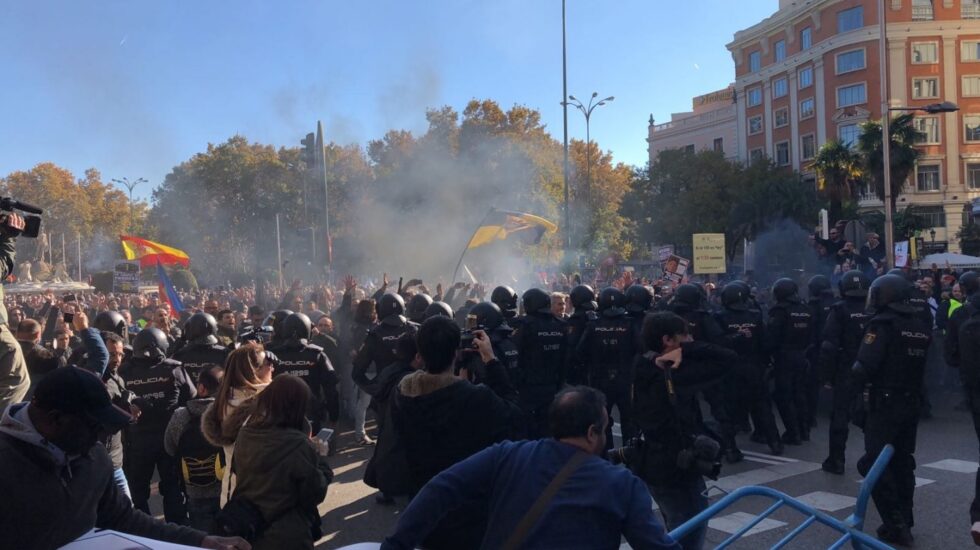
459;313;483;352
0;197;42;238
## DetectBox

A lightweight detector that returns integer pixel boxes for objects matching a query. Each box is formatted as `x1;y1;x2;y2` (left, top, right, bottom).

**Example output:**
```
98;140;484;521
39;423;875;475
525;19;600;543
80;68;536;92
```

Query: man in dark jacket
172;312;229;385
513;288;567;438
390;316;522;550
0;366;248;550
269;313;338;435
17;318;61;395
767;278;814;445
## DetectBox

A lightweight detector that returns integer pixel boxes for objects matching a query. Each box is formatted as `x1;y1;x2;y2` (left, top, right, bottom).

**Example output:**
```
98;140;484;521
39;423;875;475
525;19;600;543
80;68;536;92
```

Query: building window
964;76;980;97
772;77;788;98
836;49;866;74
775;141;790;166
801;27;812;50
800;97;815;119
801;134;816;160
965;0;980;19
912;77;939;99
747;87;762;107
913;116;940;144
912;0;934;21
749;51;761;72
967;163;980;189
713;137;724;153
837;83;867;107
683;144;695;154
912;42;938;64
916;165;941;192
799;66;813;89
774;108;789;128
963;41;980;62
916;205;946;227
839;123;860;147
837;6;863;33
774;40;786;62
966;115;980;142
750;148;765;163
748;115;763;135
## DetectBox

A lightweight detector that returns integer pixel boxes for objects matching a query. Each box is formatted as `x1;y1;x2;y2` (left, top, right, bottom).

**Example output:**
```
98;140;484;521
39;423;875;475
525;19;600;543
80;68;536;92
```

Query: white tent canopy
918;252;980;268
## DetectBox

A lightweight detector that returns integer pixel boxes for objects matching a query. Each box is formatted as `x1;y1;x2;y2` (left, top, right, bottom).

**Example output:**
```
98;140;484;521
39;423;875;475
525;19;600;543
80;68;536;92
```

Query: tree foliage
856;113;923;211
812;139;860;224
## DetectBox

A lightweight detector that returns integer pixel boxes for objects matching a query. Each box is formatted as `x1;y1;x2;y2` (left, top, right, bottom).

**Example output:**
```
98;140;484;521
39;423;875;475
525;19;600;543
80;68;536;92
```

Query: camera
606;437;644;467
0;196;43;239
459;314;482;352
676;435;722;480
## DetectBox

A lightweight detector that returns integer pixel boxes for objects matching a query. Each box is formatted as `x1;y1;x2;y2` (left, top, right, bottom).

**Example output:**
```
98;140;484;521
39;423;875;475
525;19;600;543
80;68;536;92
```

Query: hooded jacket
201;385;266;505
0;403;205;549
231;423;333;550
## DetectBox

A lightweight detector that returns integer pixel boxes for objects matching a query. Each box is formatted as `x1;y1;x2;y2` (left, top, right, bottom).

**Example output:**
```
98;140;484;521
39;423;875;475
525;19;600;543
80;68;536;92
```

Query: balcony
857;191;883;208
965;3;980;19
912;4;934;20
652;108;732;133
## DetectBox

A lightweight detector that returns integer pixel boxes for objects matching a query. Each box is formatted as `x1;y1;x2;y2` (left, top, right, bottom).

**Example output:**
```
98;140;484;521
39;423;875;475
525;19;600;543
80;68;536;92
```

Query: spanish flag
466;209;558;250
120;235;190;268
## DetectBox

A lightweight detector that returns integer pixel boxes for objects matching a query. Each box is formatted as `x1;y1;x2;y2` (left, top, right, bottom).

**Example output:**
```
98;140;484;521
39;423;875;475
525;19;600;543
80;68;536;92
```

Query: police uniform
766;299;814;443
353;316;419;387
269;339;338;433
806;292;836;427
565;308;597;385
576;307;636;448
171;342;229;385
513;312;567;438
952;300;980;525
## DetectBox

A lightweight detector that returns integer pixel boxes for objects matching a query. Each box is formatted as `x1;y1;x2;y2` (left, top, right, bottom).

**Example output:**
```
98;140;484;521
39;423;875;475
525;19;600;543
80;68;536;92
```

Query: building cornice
727;0;843;52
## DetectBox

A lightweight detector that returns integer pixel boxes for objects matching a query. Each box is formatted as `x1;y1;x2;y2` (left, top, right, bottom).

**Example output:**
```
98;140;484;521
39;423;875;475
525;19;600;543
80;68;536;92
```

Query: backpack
176;412;225;487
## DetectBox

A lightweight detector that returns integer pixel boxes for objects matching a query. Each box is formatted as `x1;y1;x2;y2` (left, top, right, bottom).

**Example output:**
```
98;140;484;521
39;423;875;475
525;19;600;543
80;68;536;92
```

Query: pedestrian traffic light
300;132;316;166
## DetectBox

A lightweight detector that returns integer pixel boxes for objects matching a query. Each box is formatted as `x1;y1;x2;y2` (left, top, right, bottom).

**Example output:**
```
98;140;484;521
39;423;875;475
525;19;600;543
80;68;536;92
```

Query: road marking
712;459;822;493
923;458;978;473
795;491;857;512
708;511;787;536
743;456;786;466
915;477;935;487
741;450;800;463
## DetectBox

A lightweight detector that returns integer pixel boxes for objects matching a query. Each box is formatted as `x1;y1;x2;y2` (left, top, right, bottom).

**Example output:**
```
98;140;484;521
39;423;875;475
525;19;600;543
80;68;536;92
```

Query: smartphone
316;428;334;443
63;312;74;324
465;314;477;330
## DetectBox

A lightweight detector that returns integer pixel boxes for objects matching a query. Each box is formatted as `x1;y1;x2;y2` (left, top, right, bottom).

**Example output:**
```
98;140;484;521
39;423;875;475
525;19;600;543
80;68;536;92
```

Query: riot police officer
423;301;454;320
406;293;433;324
120;327;191;523
458;302;519;401
353;294;419;394
513;287;567;438
716;282;783;456
818;270;872;474
268;312;338;434
625;284;653;341
70;310;133;366
565;284;598;384
948;271;980;529
852;274;931;546
491;285;519;322
806;275;836;430
766;278;814;445
172;312;229;385
576;287;636;449
669;283;739;458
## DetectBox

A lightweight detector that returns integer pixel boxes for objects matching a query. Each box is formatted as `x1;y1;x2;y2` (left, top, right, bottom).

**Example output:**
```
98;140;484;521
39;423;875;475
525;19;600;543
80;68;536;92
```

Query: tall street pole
111;177;146;233
317;121;330;267
561;0;571;254
879;0;895;268
567;93;614;246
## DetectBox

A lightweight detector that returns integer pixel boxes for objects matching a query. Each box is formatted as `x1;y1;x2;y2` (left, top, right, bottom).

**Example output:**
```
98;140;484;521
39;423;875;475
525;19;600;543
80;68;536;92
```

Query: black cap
248;305;266;316
32;367;132;431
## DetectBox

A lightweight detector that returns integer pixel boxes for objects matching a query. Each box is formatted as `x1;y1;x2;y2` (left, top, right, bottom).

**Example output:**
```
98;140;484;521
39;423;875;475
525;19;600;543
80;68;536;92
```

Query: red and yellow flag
120;235;190;268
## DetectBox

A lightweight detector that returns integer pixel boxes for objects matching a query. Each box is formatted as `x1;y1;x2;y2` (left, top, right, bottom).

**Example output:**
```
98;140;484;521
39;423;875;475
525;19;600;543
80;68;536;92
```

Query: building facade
647;86;738;165
727;0;980;252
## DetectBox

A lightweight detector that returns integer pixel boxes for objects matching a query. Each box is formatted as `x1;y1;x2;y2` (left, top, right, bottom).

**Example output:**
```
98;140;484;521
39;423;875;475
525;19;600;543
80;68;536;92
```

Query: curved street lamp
563;92;614;216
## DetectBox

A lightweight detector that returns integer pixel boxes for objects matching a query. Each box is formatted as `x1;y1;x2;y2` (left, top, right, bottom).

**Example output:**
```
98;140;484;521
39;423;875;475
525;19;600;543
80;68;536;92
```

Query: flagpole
76;234;81;281
275;213;284;289
451;207;497;285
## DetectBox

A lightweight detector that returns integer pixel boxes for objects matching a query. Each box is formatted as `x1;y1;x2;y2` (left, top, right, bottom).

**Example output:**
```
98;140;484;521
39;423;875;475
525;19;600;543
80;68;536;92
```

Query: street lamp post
111;177;147;233
566;93;614;210
561;0;571;254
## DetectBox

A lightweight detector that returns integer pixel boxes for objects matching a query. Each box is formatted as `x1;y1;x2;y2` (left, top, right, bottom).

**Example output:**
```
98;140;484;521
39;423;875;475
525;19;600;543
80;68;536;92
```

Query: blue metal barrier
667;444;895;550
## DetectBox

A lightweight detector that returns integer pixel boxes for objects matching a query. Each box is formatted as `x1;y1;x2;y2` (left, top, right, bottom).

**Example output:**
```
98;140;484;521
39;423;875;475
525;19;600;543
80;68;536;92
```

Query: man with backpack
166;365;226;533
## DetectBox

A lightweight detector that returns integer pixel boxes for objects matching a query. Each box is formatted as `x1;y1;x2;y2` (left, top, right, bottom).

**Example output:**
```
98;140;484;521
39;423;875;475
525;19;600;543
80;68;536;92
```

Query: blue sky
0;1;775;200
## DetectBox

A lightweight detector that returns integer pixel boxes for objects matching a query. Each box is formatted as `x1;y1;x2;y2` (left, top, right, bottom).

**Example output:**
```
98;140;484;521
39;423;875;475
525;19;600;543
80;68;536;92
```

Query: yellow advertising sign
693;233;726;274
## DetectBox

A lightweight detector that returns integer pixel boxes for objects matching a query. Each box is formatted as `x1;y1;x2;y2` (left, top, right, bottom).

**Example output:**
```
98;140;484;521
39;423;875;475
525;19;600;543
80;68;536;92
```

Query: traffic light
300;132;316;166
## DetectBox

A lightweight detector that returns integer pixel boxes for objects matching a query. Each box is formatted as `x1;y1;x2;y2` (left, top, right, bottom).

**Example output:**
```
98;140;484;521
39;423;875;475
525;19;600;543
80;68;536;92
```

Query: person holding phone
0;212;29;411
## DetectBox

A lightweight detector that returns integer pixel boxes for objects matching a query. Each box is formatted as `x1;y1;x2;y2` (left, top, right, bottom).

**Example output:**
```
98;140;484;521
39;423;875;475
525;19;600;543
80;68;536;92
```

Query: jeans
186;496;220;534
113;467;132;501
353;387;372;438
648;477;708;550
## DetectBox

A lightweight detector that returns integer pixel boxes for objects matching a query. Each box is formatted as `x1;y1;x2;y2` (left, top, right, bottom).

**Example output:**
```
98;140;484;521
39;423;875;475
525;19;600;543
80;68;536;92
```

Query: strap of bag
501;451;589;550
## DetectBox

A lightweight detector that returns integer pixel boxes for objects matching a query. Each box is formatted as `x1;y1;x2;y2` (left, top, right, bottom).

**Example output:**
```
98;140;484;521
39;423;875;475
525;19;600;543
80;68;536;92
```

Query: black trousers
123;428;186;524
596;377;634;450
828;370;855;461
965;384;980;524
772;354;809;438
857;391;920;529
729;360;779;443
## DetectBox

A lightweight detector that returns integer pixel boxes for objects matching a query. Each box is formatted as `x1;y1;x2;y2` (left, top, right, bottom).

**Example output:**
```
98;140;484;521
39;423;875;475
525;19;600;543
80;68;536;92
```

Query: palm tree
855;113;924;212
812;139;860;224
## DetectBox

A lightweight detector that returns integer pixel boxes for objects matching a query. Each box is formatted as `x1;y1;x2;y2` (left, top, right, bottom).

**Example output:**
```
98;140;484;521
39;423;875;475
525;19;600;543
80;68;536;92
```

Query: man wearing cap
0;366;250;550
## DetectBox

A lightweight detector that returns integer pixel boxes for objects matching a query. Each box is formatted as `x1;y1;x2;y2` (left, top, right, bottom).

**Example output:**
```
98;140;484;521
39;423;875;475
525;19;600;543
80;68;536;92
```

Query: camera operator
629;312;736;550
0;213;30;411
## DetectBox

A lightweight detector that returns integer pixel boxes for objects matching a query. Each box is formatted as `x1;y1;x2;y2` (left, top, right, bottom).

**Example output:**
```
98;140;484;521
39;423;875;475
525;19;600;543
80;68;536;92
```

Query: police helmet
377;293;406;320
807;275;832;299
597;287;626;312
265;309;293;336
184;312;218;344
521;288;551;315
469;302;504;330
887;268;910;281
720;282;750;311
772;278;800;303
625;285;653;313
491;286;519;316
93;311;127;339
673;284;702;308
423;301;454;320
867;273;915;314
282;312;312;341
960;271;980;296
133;327;169;359
406;293;433;323
569;285;596;310
839;270;871;298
